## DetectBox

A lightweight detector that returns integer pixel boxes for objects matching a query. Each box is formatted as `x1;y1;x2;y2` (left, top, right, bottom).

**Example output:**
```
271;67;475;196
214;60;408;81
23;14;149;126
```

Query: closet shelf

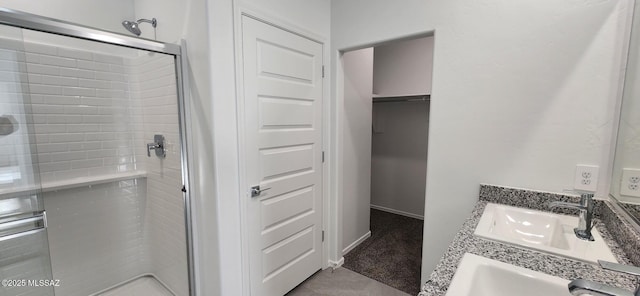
372;94;430;103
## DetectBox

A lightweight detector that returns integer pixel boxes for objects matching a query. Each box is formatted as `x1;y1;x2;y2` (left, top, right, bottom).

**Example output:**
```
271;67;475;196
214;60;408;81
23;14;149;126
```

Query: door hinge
322;151;325;163
322;65;325;78
322;230;325;242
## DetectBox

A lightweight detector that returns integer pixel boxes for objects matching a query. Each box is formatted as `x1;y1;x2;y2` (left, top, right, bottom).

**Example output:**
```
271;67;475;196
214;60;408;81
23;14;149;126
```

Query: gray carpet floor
343;209;423;295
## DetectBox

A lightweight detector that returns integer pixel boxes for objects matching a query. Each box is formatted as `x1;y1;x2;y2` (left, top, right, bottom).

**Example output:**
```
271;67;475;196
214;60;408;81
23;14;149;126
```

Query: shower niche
0;11;191;296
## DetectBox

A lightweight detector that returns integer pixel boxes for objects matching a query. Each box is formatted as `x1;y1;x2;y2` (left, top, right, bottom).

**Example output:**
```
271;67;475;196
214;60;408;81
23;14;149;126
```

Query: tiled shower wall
12;40;150;296
130;53;188;296
0;34;187;296
23;42;141;183
44;180;150;296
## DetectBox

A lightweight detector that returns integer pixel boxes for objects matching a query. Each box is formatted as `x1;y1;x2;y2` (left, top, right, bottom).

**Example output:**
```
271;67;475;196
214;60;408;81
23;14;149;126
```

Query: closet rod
372;94;430;103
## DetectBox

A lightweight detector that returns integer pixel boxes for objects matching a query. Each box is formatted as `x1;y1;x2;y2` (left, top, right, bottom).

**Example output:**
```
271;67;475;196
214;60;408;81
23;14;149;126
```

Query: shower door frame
0;7;197;296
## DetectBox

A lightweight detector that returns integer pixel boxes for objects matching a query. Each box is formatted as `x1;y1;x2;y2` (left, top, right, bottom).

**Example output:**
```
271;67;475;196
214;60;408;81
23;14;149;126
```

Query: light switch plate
574;164;599;192
620;168;640;198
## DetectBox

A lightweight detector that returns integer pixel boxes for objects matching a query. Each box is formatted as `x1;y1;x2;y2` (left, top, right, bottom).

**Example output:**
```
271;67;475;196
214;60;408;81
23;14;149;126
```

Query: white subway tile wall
21;42;141;183
43;180;150;296
1;34;187;296
130;53;188;296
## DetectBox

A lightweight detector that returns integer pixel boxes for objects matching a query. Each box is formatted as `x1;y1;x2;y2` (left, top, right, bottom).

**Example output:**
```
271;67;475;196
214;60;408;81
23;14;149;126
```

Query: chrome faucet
146;134;166;158
548;192;594;241
568;260;640;296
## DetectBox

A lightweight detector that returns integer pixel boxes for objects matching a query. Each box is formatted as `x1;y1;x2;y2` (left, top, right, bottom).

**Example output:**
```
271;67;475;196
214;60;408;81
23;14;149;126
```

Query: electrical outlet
574;164;599;192
620;168;640;198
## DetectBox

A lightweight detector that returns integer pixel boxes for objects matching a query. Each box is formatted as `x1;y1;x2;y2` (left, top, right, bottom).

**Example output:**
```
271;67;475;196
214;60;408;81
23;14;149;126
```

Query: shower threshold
92;274;175;296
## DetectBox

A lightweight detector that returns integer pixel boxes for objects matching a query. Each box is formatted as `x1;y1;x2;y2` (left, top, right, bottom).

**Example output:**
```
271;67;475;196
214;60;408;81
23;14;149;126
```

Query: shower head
121;18;157;37
122;20;141;36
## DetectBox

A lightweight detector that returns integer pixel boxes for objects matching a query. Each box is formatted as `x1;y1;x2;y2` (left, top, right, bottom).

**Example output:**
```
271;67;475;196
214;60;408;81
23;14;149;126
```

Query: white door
241;16;324;296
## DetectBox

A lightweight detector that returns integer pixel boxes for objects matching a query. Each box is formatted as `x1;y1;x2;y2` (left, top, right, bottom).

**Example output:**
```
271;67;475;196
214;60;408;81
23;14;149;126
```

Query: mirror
610;2;640;225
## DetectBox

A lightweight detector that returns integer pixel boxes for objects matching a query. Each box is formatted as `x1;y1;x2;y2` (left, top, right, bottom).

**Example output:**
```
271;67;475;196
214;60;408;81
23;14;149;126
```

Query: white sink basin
446;253;572;296
474;203;617;264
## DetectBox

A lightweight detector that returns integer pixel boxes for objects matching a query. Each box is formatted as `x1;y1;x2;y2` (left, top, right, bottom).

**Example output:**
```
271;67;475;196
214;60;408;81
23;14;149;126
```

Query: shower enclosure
0;8;194;296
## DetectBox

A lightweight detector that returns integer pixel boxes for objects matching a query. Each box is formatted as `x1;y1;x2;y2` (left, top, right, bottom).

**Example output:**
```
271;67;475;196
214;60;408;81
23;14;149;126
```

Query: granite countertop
420;197;638;296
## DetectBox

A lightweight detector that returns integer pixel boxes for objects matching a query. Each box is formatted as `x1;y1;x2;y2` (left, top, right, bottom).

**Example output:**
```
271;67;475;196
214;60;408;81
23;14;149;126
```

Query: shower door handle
0;211;47;242
147;134;166;158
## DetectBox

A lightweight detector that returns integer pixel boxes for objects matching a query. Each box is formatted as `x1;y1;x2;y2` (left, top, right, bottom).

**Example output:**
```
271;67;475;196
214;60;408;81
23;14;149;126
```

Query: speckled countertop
419;185;639;296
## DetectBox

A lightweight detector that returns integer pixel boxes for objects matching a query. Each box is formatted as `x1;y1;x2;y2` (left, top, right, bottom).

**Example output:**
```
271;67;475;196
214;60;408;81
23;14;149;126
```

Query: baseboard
342;231;371;255
370;204;424;220
328;257;344;270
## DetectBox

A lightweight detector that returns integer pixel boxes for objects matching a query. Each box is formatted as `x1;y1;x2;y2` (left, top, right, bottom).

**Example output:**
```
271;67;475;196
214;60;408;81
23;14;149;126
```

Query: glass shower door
0;23;55;296
0;9;192;295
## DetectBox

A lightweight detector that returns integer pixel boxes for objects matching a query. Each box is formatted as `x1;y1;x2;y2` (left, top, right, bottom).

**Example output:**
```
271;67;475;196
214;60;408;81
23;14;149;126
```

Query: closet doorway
340;36;433;294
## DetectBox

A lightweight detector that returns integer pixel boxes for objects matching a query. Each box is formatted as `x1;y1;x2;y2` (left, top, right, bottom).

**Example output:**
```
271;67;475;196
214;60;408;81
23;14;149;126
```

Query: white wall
370;37;432;219
331;0;631;284
0;0;134;34
373;37;433;96
371;101;429;218
341;48;373;253
133;0;186;42
237;0;330;38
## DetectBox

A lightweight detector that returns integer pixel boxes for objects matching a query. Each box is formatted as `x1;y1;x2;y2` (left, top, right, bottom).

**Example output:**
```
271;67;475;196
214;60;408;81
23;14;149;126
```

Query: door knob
251;185;271;197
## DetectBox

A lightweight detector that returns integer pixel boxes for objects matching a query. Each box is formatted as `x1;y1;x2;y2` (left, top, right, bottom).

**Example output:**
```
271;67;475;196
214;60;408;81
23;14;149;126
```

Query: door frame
232;4;332;295
332;31;436;283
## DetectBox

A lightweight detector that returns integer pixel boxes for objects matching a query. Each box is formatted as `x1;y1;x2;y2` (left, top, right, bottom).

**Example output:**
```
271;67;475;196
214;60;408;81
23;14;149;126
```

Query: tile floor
286;267;410;296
